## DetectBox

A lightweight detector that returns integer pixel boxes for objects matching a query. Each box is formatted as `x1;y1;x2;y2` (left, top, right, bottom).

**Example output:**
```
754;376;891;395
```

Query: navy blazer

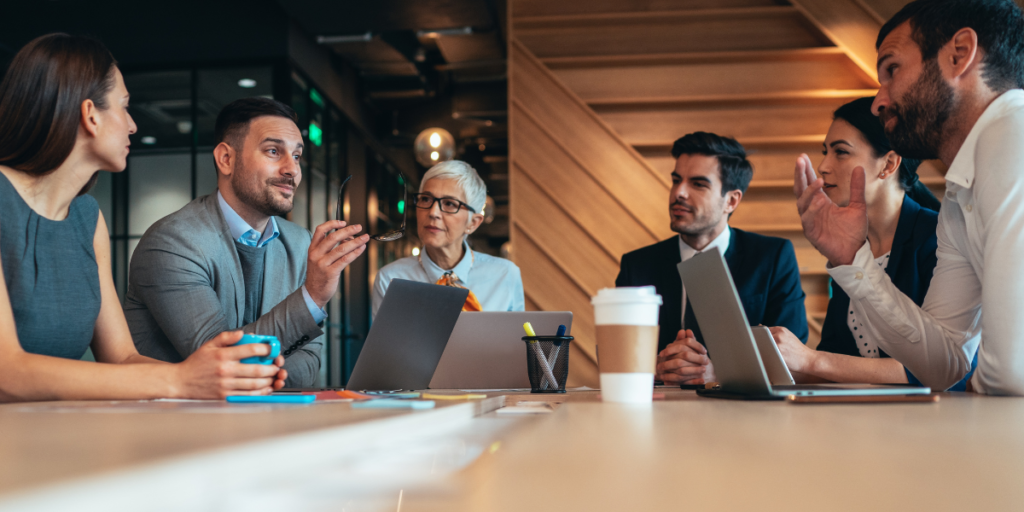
817;195;975;390
616;227;808;353
818;195;935;357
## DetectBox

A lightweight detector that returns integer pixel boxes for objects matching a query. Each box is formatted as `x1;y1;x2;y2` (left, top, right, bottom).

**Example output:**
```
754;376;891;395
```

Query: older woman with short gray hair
371;160;524;318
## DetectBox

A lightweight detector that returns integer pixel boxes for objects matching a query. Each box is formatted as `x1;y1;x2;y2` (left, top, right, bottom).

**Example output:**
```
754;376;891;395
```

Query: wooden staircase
508;0;945;386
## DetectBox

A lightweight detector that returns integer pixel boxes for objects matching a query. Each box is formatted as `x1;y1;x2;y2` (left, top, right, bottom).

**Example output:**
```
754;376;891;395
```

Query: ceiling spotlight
141;136;157;145
412;247;421;257
414;128;454;167
237;78;257;88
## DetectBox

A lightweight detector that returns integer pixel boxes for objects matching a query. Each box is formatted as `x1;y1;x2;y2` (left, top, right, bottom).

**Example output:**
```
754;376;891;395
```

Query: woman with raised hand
0;33;287;402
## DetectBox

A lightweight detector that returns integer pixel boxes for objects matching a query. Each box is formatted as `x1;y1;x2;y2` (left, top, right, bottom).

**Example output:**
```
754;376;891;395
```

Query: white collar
679;226;731;262
945;89;1024;189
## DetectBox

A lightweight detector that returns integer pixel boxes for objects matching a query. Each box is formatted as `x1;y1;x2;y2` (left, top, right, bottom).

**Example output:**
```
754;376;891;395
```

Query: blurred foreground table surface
1;389;1023;511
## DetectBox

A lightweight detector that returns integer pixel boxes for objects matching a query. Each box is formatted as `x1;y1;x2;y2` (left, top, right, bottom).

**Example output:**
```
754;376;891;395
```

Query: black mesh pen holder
522;336;571;393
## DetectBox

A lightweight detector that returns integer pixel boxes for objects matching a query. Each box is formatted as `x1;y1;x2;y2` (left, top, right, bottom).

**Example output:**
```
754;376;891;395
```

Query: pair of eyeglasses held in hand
335;174;407;242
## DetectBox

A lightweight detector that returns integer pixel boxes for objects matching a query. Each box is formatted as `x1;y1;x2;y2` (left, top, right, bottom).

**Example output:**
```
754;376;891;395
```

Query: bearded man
615;132;808;384
125;98;368;387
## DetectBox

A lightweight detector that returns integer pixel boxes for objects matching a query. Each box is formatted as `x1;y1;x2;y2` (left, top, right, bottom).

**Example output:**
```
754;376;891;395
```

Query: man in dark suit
615;132;808;384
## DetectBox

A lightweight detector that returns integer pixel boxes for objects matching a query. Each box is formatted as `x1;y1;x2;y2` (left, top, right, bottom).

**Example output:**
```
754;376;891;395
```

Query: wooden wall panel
511;172;621;292
510;40;673;241
729;197;802;230
511;111;660;257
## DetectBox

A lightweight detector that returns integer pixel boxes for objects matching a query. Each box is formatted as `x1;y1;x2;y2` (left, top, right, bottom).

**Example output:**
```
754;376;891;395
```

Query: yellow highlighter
523;322;538;337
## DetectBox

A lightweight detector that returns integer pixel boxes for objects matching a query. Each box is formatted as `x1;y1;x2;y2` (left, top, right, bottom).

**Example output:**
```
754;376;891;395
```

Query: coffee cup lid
591;286;663;306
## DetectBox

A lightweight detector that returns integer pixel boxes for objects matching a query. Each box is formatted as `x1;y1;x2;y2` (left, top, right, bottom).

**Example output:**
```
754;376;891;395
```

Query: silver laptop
677;250;931;399
346;279;468;391
429;311;573;389
752;326;796;386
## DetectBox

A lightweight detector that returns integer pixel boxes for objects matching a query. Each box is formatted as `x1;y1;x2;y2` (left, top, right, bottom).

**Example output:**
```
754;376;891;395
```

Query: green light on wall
310;88;325;108
397;200;405;214
309;122;323;147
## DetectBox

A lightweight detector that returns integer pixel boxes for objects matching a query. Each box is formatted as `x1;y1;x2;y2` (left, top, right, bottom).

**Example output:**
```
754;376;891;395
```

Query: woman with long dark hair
0;33;287;401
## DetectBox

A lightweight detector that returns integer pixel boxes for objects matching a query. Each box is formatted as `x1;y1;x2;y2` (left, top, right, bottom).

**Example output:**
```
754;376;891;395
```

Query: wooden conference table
1;388;1023;511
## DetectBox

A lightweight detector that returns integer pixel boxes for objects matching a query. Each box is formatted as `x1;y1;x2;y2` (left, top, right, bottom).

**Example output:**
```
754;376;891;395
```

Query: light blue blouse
371;241;525;318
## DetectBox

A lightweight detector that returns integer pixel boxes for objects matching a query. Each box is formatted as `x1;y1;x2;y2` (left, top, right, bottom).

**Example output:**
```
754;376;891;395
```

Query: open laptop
429;311;573;389
677;250;931;399
345;279;468;391
751;326;795;386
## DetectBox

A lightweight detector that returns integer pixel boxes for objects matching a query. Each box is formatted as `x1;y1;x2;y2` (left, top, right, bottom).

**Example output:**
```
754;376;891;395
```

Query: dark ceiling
280;0;510;245
278;0;499;35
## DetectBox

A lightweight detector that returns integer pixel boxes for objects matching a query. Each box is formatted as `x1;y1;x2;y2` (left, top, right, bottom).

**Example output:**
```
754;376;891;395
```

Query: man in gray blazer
125;98;368;387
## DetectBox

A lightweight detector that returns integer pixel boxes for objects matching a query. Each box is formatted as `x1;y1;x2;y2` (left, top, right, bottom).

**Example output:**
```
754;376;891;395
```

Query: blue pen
543;325;568;390
226;394;316;404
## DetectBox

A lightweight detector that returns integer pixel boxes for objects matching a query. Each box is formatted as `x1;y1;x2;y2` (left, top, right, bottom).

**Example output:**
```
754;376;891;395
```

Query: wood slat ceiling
515;7;831;57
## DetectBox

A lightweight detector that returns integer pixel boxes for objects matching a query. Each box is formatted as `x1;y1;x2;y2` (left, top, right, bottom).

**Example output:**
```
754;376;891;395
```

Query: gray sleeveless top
0;171;101;359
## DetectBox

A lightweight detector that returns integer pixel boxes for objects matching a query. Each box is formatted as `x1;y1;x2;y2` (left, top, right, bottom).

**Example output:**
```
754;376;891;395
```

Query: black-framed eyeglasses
413;193;477;214
335;173;408;242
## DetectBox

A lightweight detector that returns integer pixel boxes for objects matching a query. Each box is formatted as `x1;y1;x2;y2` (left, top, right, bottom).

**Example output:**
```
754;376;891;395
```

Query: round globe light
414;128;455;167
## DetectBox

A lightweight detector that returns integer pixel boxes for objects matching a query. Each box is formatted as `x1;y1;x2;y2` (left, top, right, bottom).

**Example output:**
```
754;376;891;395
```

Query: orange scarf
436;271;482;312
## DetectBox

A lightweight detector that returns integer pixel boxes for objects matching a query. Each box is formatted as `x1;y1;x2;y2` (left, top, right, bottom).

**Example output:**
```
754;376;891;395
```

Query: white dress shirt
828;89;1024;394
371;240;525;319
847;252;889;358
679;227;731;326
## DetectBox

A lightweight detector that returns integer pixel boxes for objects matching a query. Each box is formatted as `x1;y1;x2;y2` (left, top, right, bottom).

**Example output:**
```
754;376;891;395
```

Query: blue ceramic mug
234;334;281;365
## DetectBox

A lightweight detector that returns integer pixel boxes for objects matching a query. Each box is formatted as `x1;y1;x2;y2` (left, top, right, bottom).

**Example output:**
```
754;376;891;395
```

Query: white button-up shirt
829;89;1024;394
371;241;525;319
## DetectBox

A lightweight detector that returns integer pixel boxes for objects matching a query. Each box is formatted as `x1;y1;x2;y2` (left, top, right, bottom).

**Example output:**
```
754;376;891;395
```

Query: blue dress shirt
216;192;326;324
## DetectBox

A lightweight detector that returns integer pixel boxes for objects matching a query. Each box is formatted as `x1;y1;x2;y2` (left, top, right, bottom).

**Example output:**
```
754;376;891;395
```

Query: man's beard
879;58;956;160
669;199;723;237
231;161;295;218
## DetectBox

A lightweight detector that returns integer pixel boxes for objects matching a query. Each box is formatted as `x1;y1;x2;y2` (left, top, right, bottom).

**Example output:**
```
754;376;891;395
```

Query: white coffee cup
591;286;662;403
